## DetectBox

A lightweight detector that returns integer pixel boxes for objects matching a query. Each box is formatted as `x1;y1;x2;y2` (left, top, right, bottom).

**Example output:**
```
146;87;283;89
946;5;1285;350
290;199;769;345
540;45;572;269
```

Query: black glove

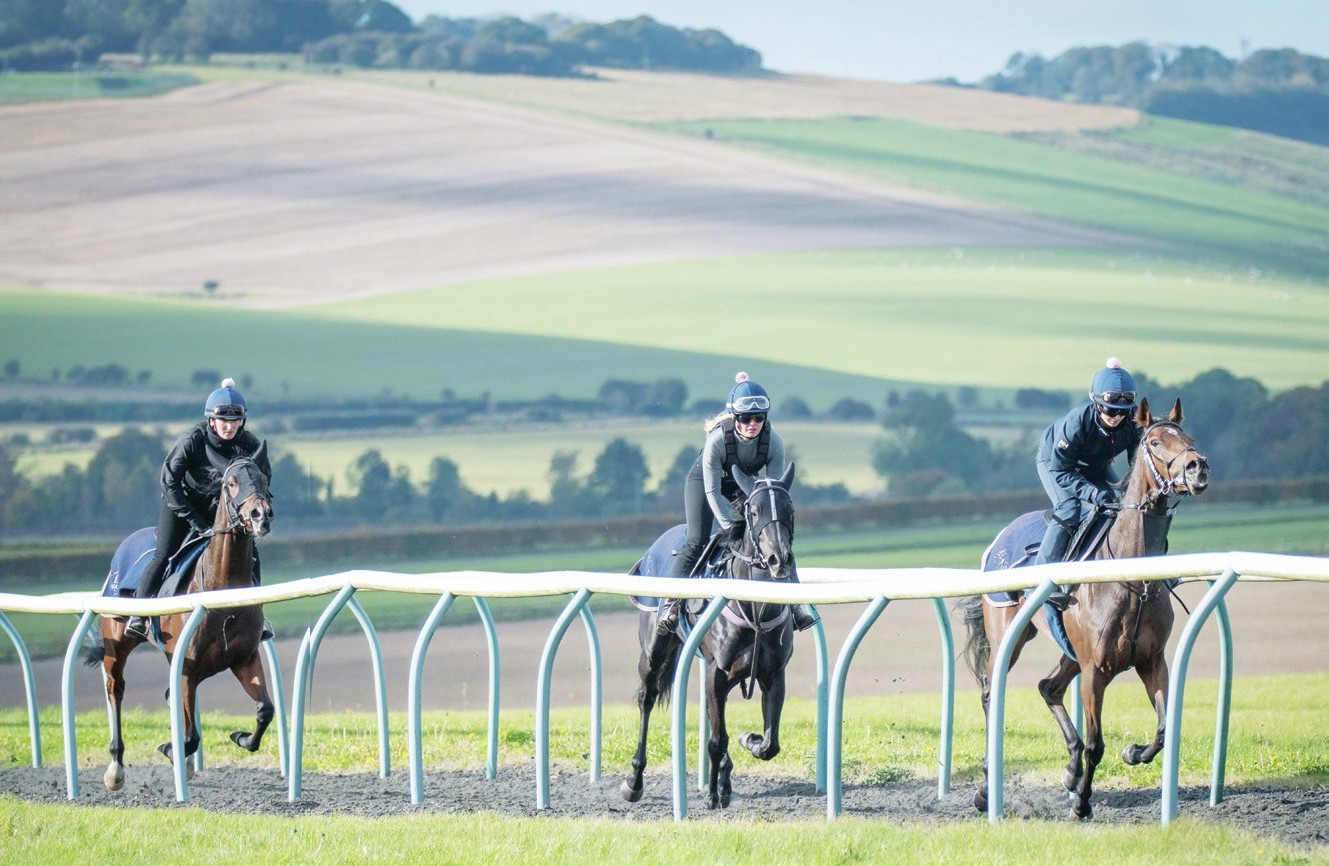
1091;487;1118;508
189;518;212;535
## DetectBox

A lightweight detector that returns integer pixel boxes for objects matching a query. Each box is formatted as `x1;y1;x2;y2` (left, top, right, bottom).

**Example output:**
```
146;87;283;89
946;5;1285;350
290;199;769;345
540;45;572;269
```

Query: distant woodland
968;43;1329;144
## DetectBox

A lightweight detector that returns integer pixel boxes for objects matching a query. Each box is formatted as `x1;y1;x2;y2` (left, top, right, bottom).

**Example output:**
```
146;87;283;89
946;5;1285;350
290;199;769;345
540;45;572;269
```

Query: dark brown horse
89;445;275;790
621;463;797;810
959;398;1209;820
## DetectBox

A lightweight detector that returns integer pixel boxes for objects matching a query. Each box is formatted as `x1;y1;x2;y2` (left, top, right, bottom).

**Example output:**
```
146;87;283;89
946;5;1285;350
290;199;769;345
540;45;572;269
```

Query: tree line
969;43;1329;144
0;1;761;76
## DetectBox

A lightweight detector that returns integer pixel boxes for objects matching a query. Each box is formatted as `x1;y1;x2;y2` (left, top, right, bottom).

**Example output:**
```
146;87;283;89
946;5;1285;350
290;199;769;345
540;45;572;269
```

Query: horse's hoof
719;790;731;809
973;788;988;813
157;742;173;763
1072;802;1093;821
230;730;256;751
104;764;125;791
619;779;643;803
1121;745;1141;765
1062;768;1081;792
186;761;195;781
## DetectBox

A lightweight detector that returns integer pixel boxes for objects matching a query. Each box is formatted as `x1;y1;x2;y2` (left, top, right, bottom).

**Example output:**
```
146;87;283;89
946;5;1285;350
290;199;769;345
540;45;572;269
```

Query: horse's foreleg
1071;669;1108;821
706;669;732;809
101;636;129;791
228;652;275;752
1123;653;1169;766
620;647;660;803
1037;655;1084;794
739;670;786;761
158;673;202;769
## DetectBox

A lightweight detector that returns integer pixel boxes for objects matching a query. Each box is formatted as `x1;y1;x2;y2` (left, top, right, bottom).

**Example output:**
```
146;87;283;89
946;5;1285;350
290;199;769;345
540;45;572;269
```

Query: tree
873;391;996;494
269;452;325;518
424;455;467;521
2;359;17;380
585;437;650;512
83;428;165;526
348;448;391;518
546;450;583;517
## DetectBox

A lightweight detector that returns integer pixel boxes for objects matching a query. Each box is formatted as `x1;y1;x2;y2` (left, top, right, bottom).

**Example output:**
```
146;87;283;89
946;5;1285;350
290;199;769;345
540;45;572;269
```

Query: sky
393;0;1329;83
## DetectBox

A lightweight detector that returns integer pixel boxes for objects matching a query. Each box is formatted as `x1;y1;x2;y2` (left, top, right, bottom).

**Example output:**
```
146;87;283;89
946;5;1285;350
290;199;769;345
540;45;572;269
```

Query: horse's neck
1103;463;1170;560
197;499;253;591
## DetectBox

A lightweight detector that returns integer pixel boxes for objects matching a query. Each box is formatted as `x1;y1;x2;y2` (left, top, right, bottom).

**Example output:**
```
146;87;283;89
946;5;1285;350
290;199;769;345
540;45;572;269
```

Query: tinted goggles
210;404;246;420
1097;390;1136;407
730;394;770;413
735;412;767;424
1100;406;1131;418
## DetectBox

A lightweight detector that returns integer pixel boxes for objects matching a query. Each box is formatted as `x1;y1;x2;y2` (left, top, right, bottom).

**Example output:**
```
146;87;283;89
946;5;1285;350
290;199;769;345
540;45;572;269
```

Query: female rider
1033;357;1142;608
125;378;271;640
656;372;818;635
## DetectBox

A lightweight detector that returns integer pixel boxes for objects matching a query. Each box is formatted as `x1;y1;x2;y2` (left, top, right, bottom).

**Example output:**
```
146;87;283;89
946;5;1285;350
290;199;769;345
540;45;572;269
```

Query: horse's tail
81;620;105;667
653;641;684;708
954;595;990;686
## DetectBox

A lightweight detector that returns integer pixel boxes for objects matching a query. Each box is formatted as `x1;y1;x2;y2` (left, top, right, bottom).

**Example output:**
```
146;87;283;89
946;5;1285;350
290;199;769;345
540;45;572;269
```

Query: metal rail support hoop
289;584;390;800
1208;594;1234;806
578;603;603;784
931;597;954;797
986;578;1058;821
0;611;41;767
1161;568;1239;826
809;611;829;793
826;596;889;818
535;588;598;809
670;595;730;821
474;597;501;780
345;595;391;778
61;609;98;799
168;606;208;801
407;592;453;803
260;635;290;778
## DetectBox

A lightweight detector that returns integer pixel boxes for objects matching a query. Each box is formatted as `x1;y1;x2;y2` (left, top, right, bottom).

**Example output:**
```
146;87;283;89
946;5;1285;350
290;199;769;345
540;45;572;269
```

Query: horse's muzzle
1185;455;1210;494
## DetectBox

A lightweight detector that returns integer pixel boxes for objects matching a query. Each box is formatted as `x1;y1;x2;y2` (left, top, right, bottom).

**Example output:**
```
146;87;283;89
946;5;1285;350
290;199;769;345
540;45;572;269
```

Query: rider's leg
1033;461;1083;611
126;507;190;640
658;461;710;636
786;555;820;631
252;553;274;642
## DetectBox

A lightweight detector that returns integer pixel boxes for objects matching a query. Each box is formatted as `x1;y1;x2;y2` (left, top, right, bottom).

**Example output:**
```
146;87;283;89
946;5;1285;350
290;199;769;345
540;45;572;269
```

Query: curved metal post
931;598;954;797
577;604;603;783
809;613;829;793
826;596;889;818
345;595;390;778
1210;596;1234;806
169;606;208;802
61;609;98;799
407;592;456;804
1158;568;1238;823
0;612;41;767
696;656;708;792
671;595;730;821
472;597;500;780
536;588;593;809
1161;568;1239;826
987;579;1057;821
288;584;356;801
260;636;289;778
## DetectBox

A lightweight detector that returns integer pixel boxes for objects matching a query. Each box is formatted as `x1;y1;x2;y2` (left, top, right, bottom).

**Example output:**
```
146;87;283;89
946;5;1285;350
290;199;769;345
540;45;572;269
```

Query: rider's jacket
700;418;786;530
1036;401;1140;502
161;422;269;529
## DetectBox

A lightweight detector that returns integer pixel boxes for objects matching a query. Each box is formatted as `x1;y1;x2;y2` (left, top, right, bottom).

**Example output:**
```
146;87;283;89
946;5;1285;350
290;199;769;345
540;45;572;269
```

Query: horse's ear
732;465;755;497
1135;397;1152;427
254;439;268;466
778;461;795;490
1169;398;1183;425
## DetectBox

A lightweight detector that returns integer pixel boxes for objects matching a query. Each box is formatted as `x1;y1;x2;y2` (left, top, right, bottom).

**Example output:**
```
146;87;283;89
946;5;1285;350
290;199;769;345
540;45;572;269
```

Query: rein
725;479;796;699
1122;421;1203;512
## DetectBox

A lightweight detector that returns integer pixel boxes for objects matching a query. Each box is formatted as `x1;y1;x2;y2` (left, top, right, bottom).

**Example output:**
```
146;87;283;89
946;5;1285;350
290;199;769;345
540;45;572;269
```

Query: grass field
2;673;1326;863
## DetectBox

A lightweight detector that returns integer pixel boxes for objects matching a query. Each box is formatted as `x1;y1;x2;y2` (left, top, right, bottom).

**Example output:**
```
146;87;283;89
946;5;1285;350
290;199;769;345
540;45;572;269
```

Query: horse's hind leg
101;630;129;791
1037;654;1084;793
158;672;202;767
620;634;668;803
1122;653;1169;766
1070;668;1109;820
705;665;734;809
228;652;275;752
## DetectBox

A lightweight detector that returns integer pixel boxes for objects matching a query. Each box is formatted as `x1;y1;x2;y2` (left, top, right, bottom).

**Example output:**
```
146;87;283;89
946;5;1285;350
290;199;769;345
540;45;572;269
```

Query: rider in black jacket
125;378;271;640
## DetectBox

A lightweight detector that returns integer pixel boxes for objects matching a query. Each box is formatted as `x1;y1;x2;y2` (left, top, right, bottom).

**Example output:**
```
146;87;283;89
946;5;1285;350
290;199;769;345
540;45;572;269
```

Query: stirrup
124;616;149;640
792;605;820;631
1044;590;1076;612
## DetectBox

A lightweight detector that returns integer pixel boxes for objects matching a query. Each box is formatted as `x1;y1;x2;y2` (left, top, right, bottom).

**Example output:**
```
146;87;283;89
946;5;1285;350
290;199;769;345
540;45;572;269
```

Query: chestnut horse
959;398;1209;820
621;463;797;810
88;445;276;790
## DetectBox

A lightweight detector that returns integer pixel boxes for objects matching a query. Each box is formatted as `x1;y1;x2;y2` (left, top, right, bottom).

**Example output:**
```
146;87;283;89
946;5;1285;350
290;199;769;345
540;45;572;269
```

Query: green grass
0;71;197;104
1;674;1326;862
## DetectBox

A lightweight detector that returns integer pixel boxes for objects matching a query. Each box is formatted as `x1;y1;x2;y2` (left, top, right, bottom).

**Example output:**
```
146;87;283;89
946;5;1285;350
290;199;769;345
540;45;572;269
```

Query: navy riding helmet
1089;358;1137;410
205;378;247;421
727;372;770;416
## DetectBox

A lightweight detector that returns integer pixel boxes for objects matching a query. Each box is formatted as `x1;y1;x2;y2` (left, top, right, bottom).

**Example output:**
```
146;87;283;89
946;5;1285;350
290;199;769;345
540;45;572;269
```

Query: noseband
734;480;795;575
1132;421;1206;509
216;457;270;537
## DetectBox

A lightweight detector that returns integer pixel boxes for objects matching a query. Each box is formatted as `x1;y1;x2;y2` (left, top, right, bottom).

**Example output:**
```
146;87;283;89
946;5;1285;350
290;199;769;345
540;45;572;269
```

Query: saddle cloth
628;524;728;612
102;527;210;601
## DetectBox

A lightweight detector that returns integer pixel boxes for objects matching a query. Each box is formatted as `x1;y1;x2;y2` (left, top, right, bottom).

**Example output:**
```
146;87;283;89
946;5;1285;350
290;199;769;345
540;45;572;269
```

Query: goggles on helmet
1094;390;1136;408
730;394;770;414
209;404;246;420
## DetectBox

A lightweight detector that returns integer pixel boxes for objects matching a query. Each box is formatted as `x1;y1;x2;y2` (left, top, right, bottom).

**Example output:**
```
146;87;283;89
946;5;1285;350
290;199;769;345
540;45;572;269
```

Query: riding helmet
205;377;247;420
1089;358;1137;409
727;372;770;415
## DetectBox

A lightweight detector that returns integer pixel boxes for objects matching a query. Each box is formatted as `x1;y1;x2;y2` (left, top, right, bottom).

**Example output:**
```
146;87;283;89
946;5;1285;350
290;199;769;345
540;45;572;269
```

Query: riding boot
791;604;820;631
124;615;149;641
656;597;683;636
253;554;274;642
1034;517;1076;611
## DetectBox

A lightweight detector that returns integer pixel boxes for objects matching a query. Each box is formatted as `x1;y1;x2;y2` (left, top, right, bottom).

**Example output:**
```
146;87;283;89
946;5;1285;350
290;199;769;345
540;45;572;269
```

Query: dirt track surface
0;79;1118;307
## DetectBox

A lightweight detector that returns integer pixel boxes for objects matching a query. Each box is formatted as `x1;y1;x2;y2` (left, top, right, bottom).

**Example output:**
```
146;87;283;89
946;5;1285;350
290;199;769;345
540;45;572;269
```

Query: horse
87;444;276;791
958;398;1209;820
621;462;798;810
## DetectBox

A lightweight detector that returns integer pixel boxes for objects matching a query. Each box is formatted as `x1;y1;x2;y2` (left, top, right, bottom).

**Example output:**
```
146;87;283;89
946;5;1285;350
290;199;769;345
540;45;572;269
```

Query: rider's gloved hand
1092;487;1119;508
189;518;212;535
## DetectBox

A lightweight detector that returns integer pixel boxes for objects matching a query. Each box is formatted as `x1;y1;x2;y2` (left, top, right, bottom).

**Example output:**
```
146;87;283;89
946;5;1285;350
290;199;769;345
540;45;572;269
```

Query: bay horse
87;444;276;790
621;463;798;810
959;398;1209;819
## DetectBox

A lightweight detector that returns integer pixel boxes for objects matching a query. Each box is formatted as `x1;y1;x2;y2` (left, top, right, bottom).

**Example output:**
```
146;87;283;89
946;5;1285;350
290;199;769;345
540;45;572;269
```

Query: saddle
628;531;732;612
103;528;211;600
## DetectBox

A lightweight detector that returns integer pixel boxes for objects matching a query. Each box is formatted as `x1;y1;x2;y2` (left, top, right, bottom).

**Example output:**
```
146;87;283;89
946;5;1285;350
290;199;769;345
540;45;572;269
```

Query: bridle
214;457;272;538
1124;421;1207;512
731;479;795;576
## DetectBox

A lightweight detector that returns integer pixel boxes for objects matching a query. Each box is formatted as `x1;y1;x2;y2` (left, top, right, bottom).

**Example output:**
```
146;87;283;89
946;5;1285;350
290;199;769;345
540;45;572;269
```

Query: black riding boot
656;597;683;635
792;604;820;631
1034;518;1076;611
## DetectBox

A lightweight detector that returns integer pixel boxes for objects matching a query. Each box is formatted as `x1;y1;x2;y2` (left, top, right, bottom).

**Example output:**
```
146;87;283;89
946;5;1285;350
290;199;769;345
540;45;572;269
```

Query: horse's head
1133;398;1210;503
220;441;274;538
731;462;796;581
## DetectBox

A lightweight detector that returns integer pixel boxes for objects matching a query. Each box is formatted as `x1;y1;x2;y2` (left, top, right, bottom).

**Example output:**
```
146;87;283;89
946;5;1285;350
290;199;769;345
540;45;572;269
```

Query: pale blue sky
394;0;1329;83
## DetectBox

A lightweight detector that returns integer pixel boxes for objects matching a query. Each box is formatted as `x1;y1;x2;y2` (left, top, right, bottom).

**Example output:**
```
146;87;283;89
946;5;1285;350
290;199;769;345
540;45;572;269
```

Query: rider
1033;358;1142;609
125;378;272;641
656;372;819;636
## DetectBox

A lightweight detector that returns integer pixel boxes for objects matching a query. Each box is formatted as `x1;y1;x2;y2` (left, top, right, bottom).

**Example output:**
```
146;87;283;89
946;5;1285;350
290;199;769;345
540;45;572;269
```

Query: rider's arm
1044;408;1102;504
160;431;210;532
702;429;740;530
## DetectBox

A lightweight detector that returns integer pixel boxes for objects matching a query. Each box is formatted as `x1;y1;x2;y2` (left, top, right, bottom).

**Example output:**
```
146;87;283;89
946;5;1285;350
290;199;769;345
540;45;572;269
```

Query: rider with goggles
1031;358;1143;609
656;372;818;635
125;378;272;641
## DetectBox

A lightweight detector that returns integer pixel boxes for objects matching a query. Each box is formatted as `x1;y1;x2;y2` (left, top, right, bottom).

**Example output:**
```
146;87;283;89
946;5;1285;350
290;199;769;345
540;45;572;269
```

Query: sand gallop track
0;78;1120;308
